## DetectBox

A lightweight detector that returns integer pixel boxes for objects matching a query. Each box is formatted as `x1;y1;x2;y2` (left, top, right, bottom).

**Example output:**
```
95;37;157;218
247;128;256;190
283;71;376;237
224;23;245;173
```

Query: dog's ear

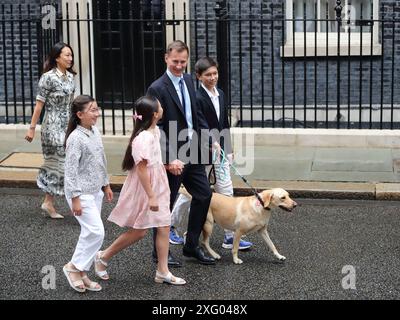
261;191;272;210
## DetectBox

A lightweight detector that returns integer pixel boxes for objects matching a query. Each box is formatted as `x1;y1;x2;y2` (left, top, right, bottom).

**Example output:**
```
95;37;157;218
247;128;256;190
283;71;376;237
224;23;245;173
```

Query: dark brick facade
0;0;62;110
190;0;400;111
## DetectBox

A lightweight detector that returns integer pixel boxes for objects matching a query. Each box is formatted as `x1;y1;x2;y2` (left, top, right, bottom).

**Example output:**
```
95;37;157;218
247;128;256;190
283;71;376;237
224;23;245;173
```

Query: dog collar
256;202;270;210
255;197;270;210
255;193;265;207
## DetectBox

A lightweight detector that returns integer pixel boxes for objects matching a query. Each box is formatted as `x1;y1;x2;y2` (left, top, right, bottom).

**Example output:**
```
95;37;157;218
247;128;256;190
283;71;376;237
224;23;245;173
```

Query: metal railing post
335;0;342;128
214;0;229;104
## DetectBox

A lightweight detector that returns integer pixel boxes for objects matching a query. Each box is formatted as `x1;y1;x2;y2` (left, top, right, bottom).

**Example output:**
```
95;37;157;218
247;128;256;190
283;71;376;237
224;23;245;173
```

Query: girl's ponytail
121;95;159;171
64;112;79;148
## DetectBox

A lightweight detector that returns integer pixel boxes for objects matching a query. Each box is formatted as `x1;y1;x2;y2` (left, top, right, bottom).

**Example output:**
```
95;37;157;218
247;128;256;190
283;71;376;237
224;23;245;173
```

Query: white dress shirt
201;83;220;121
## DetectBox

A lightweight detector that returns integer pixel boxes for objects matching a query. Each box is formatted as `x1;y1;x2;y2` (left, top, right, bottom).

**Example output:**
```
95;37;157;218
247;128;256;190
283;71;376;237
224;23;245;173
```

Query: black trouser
153;163;212;252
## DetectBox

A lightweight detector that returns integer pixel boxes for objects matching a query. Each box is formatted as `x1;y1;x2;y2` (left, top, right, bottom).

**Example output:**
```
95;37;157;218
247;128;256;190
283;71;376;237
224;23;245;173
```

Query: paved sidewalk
1;126;400;199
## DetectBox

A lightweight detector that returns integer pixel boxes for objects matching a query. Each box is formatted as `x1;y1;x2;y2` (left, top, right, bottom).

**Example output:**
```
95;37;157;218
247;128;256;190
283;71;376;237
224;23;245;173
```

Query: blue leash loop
212;148;266;208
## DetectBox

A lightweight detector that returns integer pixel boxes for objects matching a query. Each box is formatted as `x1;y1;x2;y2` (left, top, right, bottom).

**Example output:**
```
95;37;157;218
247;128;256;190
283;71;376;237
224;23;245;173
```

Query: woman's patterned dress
36;68;75;196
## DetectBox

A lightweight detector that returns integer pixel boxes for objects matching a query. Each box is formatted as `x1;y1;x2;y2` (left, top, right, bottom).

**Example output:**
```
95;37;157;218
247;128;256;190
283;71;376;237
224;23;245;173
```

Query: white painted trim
230;127;400;148
61;0;96;97
282;0;381;57
3;124;400;148
165;0;191;72
281;43;382;57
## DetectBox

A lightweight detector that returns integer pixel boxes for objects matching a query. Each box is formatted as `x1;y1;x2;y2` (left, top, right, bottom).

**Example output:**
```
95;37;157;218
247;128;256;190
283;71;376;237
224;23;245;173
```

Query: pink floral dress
108;127;171;229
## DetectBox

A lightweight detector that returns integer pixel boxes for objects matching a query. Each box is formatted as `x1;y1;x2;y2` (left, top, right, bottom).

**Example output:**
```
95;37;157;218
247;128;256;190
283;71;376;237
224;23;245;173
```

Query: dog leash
212;149;267;209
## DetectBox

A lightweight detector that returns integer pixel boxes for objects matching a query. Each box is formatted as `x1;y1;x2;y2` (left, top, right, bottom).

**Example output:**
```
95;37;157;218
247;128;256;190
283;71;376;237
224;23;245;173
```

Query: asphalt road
1;187;399;301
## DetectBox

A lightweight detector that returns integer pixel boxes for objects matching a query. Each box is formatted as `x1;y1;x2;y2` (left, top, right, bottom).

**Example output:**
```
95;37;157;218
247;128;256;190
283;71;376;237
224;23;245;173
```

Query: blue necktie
179;78;193;135
179;78;186;113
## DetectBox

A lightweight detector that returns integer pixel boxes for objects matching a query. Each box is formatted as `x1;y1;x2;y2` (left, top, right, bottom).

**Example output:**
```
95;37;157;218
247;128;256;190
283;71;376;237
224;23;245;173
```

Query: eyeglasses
83;101;100;113
86;108;100;113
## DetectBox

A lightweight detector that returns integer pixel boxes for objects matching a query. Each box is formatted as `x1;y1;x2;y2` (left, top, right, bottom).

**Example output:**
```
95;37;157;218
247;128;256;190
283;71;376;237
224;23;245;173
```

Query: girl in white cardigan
63;95;113;293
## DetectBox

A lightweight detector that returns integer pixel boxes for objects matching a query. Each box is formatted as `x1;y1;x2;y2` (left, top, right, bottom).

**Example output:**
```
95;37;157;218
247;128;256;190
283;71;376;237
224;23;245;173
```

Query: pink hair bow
133;111;142;121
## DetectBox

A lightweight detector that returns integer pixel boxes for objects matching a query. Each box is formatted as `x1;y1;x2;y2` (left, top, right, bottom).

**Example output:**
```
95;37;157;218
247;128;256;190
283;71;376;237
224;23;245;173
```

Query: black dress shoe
182;246;216;265
152;251;182;268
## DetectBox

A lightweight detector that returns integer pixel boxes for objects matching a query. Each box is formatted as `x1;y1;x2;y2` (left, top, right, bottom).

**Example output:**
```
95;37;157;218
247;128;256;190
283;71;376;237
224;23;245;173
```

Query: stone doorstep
375;183;400;200
0;170;38;189
0;152;43;168
1;170;400;200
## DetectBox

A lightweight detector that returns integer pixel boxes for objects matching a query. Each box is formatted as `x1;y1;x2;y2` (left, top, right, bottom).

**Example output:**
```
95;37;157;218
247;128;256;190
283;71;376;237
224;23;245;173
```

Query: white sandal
63;265;86;293
94;251;109;280
81;275;102;292
154;271;186;285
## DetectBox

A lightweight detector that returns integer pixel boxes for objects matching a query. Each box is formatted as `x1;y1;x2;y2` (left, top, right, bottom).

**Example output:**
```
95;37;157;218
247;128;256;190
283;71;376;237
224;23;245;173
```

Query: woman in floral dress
25;42;76;218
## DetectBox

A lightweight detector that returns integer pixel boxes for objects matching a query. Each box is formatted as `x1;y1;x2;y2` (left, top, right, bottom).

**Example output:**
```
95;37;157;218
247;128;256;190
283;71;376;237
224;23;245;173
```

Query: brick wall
190;0;400;113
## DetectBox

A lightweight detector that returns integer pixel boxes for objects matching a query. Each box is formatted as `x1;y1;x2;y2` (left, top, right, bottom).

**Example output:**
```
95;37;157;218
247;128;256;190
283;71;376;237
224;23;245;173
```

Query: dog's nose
293;201;298;208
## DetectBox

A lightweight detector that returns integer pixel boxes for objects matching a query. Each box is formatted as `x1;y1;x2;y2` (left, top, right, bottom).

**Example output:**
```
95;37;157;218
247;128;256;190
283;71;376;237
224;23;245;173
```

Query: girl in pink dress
94;96;186;285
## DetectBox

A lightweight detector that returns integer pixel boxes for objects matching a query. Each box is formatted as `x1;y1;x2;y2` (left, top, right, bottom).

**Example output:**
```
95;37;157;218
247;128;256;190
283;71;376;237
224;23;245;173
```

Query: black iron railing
0;0;399;134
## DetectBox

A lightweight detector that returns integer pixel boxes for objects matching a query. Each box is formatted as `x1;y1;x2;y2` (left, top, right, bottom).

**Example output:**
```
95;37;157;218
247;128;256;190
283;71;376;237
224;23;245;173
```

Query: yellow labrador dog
201;188;297;264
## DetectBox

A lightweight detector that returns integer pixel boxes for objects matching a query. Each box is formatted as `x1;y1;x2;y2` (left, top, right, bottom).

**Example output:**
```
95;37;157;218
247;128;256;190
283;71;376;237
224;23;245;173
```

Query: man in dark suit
147;40;216;265
170;56;253;251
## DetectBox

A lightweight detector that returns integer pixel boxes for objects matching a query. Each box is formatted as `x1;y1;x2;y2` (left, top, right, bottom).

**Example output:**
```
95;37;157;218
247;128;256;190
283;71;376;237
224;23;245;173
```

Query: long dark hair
64;95;95;148
121;95;160;171
43;42;77;75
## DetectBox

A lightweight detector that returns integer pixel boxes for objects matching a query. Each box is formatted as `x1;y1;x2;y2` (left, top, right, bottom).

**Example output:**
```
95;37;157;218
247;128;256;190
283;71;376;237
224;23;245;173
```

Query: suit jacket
196;86;233;157
147;72;209;164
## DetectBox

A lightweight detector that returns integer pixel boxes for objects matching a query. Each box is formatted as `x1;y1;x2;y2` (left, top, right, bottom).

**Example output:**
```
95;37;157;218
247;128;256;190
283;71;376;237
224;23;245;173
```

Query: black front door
93;0;165;108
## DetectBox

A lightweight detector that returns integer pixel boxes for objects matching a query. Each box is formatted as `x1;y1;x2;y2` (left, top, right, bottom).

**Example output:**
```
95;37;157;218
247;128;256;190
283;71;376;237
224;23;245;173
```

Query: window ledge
280;43;382;58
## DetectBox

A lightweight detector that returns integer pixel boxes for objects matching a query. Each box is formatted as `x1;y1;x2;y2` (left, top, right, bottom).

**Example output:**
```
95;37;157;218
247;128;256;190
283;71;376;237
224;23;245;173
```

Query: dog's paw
233;257;243;264
275;254;286;261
